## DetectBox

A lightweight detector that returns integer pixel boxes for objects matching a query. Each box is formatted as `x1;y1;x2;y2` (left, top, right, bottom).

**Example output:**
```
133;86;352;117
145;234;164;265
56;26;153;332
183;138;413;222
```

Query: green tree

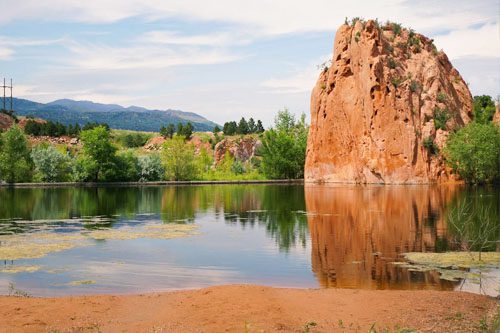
237;117;249;134
260;109;308;179
444;122;500;183
256;120;265;133
162;136;199;180
160;124;175;138
0;126;32;183
213;125;221;134
31;144;71;182
223;121;237;135
79;126;118;181
247;118;256;133
473;95;496;124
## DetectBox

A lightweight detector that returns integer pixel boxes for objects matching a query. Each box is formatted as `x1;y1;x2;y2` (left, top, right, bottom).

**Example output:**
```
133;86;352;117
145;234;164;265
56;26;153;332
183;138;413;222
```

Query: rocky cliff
214;137;261;165
305;20;473;184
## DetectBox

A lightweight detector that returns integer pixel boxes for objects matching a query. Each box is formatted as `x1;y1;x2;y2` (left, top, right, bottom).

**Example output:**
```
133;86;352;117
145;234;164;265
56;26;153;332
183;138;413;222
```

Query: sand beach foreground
0;285;497;332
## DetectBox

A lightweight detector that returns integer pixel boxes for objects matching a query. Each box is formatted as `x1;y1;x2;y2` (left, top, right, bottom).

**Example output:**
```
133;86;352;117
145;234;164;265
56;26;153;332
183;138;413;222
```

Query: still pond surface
0;184;498;296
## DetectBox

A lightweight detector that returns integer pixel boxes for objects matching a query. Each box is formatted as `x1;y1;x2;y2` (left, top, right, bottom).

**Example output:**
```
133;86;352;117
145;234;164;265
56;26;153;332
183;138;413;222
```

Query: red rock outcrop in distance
305;20;473;183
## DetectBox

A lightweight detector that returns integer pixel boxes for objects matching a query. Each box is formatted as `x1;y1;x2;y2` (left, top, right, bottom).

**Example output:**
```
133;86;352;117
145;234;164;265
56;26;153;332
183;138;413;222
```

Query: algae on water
0;265;41;274
0;223;199;261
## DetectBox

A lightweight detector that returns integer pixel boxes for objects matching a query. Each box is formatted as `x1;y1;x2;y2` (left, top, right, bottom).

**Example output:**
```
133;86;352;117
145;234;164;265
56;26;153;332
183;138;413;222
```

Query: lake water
0;184;498;297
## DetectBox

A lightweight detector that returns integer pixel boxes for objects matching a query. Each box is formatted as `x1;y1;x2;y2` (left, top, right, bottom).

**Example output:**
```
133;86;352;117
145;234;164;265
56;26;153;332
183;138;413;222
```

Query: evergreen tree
237;117;249;134
166;123;175;138
256;120;265;133
248;118;256;133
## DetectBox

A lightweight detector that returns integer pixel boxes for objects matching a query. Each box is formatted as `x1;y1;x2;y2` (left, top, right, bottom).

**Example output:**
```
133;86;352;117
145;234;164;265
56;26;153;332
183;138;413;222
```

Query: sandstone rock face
214;137;261;165
305;20;473;184
493;104;500;125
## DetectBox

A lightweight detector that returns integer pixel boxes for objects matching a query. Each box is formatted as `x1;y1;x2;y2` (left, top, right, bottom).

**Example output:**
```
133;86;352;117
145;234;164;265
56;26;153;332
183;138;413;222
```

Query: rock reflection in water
305;184;458;290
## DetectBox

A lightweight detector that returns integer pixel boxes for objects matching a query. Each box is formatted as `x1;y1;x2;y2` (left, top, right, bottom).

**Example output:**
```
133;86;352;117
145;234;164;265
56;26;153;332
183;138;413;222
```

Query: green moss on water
404;252;500;269
396;252;500;283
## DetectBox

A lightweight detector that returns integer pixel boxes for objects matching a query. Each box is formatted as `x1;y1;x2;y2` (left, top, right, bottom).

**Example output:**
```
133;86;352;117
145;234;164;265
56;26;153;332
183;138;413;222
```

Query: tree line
0;109;310;183
221;117;265;135
159;122;193;140
24;119;110;137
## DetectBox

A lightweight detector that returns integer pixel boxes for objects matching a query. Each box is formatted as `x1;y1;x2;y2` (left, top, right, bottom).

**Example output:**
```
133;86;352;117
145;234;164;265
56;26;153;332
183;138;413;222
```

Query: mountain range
9;98;219;132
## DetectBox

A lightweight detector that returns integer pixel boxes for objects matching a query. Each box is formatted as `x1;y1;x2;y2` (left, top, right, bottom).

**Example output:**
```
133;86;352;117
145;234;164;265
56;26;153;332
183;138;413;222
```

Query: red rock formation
305;20;473;184
214;136;261;165
0;113;13;130
493;104;500;125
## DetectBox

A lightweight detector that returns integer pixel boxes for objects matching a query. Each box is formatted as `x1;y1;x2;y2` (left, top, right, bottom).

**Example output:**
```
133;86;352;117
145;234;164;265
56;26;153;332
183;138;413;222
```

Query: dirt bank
0;285;497;332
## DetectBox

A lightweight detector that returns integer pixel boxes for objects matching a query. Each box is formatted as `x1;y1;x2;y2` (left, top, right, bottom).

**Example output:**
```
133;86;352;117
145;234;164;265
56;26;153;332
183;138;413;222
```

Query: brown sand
0;285;497;332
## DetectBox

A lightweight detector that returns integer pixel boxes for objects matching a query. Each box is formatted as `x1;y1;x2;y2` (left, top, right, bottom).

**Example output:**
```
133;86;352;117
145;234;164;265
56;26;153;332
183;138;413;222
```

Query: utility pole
10;78;12;112
1;78;13;114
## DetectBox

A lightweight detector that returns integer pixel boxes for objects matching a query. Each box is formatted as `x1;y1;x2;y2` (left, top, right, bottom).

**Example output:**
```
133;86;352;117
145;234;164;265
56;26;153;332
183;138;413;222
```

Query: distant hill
11;98;219;132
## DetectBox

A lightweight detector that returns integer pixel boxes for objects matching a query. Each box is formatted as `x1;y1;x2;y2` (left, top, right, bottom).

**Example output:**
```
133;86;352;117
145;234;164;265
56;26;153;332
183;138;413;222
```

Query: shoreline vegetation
0;109;310;184
0;179;304;187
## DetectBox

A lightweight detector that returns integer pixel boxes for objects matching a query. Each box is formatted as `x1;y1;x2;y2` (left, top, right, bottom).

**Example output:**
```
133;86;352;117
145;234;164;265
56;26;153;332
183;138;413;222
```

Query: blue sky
0;0;498;125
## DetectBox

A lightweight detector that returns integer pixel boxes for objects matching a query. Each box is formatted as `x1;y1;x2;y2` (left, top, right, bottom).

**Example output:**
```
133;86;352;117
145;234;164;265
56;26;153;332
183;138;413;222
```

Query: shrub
120;133;150;148
138;154;165;182
387;57;397;69
423;137;439;155
31;145;71;182
473;95;496;124
355;31;361;43
390;77;402;89
392;23;402;36
437;92;447;103
72;155;98;182
433;107;450;130
162;136;199;180
410;80;420;92
231;160;245;175
444;122;500;183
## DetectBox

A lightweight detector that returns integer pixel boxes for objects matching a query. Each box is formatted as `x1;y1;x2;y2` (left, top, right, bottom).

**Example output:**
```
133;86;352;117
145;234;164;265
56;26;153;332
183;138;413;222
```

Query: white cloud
66;43;242;70
434;22;500;59
262;55;330;94
139;31;254;46
0;47;14;60
0;0;495;36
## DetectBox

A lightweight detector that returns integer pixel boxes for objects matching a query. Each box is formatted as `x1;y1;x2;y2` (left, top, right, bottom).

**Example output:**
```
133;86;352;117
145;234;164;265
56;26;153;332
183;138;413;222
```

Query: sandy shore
0;285;497;332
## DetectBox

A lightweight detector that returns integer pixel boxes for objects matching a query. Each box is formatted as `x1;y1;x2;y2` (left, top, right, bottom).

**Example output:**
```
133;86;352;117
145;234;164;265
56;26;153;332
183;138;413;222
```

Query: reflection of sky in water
0;212;313;296
0;185;498;297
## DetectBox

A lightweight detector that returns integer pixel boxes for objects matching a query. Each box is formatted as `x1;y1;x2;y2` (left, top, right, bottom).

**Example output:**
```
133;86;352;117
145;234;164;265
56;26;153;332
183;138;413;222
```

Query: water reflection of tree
159;185;308;251
0;185;309;252
0;187;165;233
